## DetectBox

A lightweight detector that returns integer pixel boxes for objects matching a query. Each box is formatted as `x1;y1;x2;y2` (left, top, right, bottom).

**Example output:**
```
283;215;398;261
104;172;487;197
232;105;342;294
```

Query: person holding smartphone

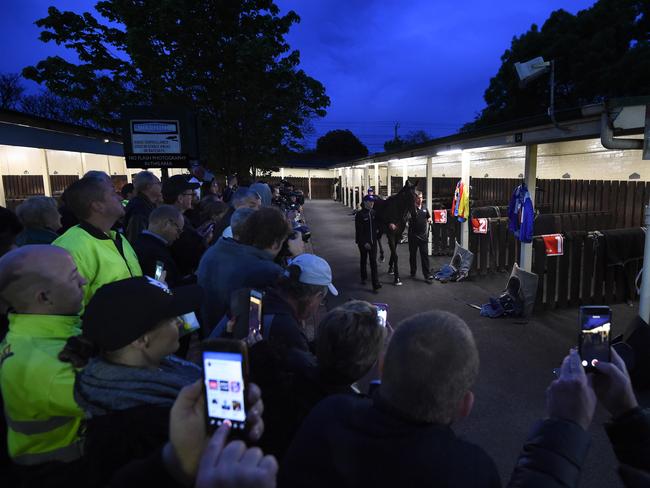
57;277;257;486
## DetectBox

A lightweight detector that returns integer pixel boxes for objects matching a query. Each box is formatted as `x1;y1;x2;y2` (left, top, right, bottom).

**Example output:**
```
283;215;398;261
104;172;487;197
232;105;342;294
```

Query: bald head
0;246;86;315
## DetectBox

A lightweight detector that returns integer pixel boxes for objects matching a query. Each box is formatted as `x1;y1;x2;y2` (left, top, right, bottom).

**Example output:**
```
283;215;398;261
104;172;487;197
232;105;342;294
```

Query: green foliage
23;1;330;174
383;130;430;152
465;0;650;131
316;129;368;159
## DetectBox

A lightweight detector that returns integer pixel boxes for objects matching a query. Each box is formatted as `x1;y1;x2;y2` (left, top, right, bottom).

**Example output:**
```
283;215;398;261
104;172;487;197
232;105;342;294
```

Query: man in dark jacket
132;205;185;288
197;207;290;330
355;195;381;292
123;171;162;244
163;175;209;277
408;190;432;283
281;310;500;488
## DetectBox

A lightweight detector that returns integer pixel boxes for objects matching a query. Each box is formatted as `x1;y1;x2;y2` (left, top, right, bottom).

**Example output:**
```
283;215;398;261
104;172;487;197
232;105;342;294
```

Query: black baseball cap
162;174;200;201
82;277;204;351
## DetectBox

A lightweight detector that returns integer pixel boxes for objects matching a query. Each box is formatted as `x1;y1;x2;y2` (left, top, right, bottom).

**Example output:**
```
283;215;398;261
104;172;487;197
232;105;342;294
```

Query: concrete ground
305;199;644;488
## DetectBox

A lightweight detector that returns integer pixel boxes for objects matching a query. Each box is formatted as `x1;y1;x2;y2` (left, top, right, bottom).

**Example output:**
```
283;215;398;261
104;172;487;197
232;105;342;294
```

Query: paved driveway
306;199;642;488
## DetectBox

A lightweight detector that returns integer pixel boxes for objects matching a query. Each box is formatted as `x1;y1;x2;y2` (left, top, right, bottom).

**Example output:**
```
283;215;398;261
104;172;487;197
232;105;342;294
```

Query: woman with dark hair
261;253;338;353
201;178;221;200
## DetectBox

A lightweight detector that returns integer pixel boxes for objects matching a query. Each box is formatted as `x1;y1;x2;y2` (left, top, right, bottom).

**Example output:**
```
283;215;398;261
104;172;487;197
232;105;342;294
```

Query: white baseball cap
288;254;338;296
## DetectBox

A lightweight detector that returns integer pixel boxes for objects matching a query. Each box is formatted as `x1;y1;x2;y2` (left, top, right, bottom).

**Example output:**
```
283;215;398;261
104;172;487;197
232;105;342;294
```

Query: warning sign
131;120;181;154
433;209;447;224
472;218;488;234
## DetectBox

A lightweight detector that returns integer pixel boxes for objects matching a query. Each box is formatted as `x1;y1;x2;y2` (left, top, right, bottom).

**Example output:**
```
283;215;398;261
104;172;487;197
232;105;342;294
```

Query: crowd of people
0;170;648;488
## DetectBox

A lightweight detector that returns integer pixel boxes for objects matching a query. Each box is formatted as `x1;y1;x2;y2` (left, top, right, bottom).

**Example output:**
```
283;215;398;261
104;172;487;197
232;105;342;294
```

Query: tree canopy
23;1;330;174
383;130;430;152
316;129;368;159
464;0;650;131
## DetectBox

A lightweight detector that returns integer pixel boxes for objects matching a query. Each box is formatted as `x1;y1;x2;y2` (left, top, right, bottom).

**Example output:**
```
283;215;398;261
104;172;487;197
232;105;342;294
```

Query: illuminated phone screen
249;295;262;335
373;303;389;328
154;263;164;281
203;351;246;430
579;310;611;368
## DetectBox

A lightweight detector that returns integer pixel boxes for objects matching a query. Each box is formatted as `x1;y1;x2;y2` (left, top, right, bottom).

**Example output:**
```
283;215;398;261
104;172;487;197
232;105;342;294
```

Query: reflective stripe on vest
12;441;83;466
5;414;74;435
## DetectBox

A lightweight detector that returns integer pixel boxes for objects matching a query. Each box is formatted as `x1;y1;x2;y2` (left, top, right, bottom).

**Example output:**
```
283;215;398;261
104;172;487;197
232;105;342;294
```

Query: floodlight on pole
515;56;568;132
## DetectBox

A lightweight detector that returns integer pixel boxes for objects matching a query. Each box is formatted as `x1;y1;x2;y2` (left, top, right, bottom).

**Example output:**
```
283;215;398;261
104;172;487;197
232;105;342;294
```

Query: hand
546;349;597;430
164;381;209;484
287;232;306;257
592;348;638;418
195;423;278;488
388;223;397;232
364;243;371;250
246;383;265;442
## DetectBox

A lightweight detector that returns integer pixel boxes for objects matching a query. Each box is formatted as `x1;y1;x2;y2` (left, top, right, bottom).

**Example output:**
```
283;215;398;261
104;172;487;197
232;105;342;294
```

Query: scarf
74;355;201;417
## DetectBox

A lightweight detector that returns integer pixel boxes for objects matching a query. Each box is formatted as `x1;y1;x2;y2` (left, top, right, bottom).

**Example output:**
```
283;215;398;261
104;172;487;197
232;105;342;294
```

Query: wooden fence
2;175;45;211
266;177;332;199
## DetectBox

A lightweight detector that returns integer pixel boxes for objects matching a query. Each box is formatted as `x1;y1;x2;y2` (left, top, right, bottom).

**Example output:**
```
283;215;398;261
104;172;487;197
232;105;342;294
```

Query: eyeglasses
182;192;194;197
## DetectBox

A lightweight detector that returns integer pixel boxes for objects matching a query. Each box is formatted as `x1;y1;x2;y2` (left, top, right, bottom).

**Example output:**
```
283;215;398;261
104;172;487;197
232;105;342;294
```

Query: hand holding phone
202;339;249;435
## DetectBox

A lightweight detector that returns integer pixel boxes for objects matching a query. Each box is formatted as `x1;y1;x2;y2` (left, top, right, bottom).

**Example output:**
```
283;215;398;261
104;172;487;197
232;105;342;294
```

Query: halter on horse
373;180;418;285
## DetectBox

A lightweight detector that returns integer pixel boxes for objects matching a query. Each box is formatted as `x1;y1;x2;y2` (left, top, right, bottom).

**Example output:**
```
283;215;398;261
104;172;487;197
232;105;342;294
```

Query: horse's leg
378;234;385;262
390;234;402;285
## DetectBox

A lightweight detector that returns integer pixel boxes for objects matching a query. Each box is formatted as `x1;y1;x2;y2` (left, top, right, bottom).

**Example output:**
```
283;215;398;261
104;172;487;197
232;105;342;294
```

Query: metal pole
639;204;650;323
461;151;470;247
520;144;538;271
374;163;380;193
426;156;433;256
387;165;392;196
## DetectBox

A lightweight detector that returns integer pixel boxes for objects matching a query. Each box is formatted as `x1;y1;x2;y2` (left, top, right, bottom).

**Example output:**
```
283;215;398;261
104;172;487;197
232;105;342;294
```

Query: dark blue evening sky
1;0;597;152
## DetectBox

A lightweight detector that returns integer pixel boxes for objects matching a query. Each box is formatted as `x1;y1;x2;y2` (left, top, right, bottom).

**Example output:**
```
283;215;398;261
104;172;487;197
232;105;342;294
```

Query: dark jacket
605;407;650;480
197;237;284;329
108;447;182;488
170;215;206;277
408;206;431;241
15;227;59;246
508;418;590;488
355;208;379;246
213;206;235;241
280;392;501;488
124;194;156;244
132;231;181;287
262;290;311;353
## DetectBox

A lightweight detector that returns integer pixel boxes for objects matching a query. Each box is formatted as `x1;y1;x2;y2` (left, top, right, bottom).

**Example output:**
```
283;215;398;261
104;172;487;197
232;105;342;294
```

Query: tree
23;1;329;174
316;129;368;159
464;0;650;131
20;89;94;127
383;130;430;152
0;73;25;110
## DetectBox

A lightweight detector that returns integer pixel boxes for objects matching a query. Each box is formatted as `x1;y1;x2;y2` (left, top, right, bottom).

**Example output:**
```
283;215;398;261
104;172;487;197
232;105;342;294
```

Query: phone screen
374;303;389;328
249;292;263;336
203;351;246;431
154;261;164;281
579;307;611;369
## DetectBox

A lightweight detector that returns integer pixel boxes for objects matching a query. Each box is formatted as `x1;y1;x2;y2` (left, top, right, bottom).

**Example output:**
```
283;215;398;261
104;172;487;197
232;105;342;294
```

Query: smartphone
248;290;263;336
374;303;389;328
154;261;164;281
202;339;249;434
579;306;612;371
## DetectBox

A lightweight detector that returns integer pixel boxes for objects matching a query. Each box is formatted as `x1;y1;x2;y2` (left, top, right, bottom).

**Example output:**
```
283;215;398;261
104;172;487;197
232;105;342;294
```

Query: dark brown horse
373;180;418;285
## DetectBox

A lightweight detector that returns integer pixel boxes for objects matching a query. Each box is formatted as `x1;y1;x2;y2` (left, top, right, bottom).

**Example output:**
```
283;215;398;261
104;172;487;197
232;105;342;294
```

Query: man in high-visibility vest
0;245;86;479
